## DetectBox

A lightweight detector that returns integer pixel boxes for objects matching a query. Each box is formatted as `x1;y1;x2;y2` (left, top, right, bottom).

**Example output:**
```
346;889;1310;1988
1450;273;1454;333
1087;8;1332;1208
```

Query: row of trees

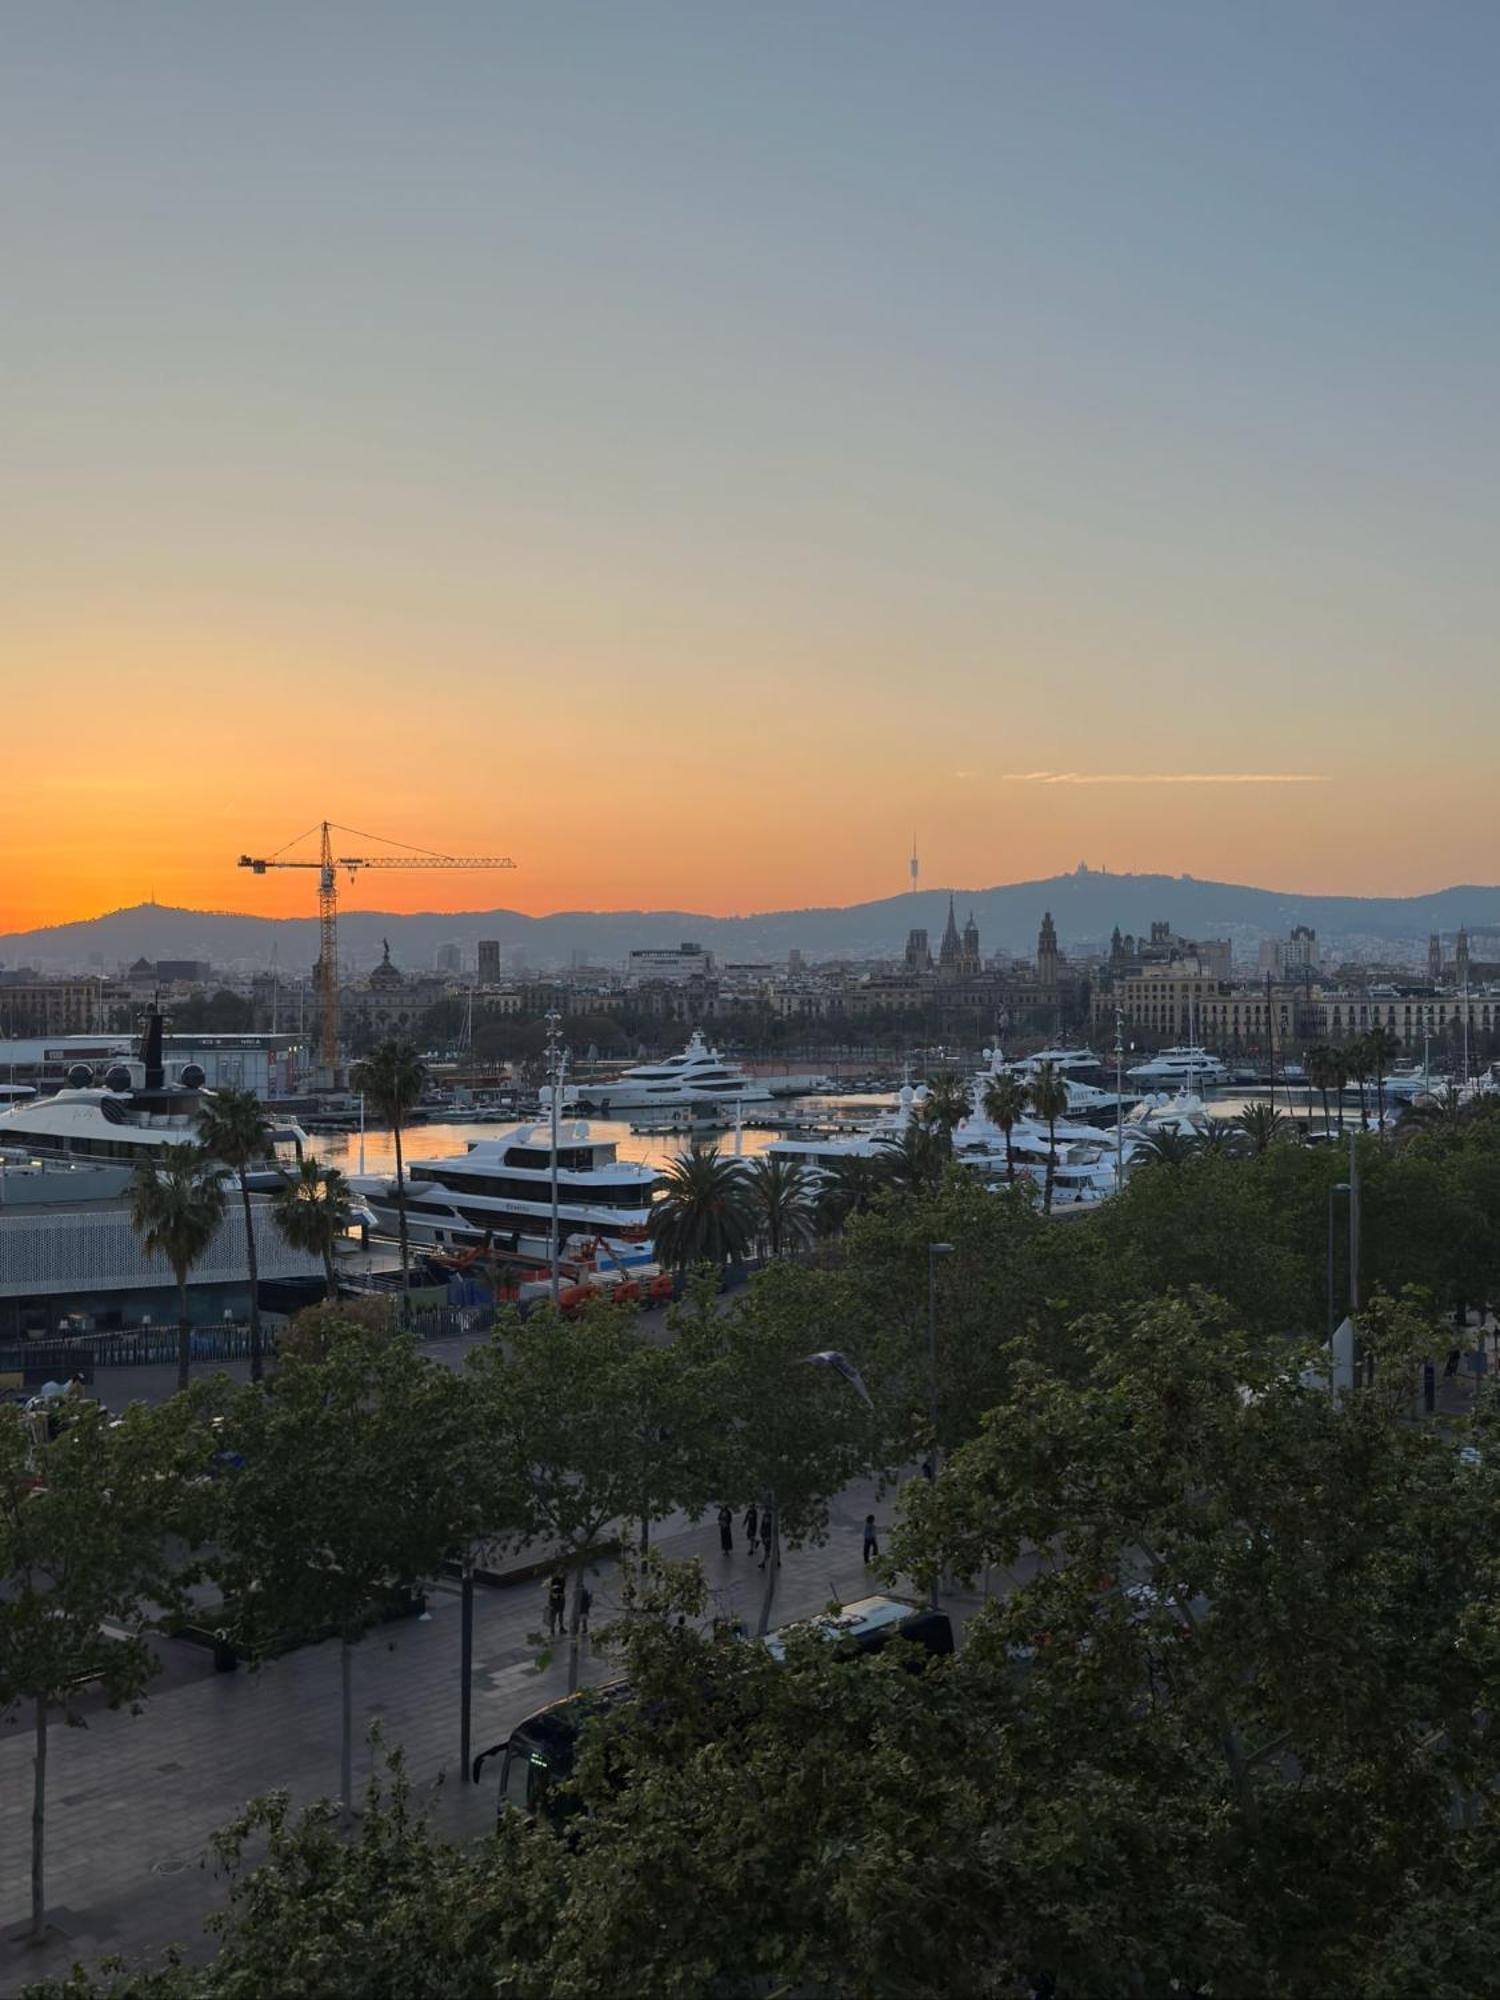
123;1041;432;1393
28;1290;1500;1998
2;1279;882;1947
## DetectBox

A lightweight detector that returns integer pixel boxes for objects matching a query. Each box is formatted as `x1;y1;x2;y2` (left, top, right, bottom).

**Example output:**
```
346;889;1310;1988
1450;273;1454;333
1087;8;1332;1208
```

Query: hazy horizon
7;3;1499;929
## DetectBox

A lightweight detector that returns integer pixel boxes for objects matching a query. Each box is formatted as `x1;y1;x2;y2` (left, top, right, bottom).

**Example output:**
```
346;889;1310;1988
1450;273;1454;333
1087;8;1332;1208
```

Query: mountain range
5;870;1500;976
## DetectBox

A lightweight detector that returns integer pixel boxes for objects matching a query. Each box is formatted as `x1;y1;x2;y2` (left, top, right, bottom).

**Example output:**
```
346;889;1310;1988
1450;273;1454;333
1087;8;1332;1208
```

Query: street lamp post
927;1242;954;1611
1327;1181;1350;1340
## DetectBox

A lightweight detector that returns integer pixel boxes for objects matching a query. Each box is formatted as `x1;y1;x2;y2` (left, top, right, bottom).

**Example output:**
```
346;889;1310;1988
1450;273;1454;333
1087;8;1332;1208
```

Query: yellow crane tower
238;821;515;1068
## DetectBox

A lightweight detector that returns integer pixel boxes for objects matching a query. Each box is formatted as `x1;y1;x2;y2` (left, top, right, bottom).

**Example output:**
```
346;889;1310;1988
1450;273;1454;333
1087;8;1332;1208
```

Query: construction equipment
238;821;514;1068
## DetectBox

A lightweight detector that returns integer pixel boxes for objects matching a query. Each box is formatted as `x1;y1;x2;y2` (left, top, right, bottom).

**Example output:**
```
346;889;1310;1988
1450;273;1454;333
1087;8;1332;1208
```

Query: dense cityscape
7;5;1500;1996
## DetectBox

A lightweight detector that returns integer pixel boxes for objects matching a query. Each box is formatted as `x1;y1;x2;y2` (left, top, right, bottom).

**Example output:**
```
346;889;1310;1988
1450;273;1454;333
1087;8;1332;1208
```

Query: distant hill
6;870;1500;976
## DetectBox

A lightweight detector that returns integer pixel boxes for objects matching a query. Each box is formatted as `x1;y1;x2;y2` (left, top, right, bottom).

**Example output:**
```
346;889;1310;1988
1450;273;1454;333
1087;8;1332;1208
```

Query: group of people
718;1501;778;1567
544;1569;592;1640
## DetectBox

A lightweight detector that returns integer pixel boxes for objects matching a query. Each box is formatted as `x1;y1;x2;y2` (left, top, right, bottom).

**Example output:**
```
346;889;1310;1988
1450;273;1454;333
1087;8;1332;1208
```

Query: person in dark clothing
717;1504;734;1555
578;1585;593;1634
743;1502;759;1554
546;1570;566;1638
862;1514;879;1563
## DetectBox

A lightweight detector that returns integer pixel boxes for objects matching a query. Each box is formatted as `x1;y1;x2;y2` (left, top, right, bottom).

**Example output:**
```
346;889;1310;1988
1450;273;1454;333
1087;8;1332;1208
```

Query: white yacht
766;1083;929;1175
0;1012;306;1178
1126;1045;1230;1089
351;1118;661;1261
571;1031;772;1113
987;1046;1122;1122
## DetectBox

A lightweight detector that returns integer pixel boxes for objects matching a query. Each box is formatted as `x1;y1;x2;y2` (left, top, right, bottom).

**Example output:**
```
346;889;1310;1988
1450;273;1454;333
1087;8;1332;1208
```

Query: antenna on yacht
545;1011;567;1309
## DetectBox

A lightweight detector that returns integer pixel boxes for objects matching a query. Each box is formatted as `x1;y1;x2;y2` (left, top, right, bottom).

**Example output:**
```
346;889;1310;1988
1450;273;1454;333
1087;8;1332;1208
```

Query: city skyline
7;3;1500;929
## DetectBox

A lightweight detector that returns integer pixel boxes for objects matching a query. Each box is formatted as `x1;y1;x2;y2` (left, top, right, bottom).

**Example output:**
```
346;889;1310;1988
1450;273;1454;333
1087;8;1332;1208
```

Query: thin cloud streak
999;771;1329;786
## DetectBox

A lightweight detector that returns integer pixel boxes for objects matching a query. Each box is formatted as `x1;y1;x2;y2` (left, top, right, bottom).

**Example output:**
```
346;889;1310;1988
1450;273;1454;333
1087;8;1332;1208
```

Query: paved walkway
0;1477;1013;1991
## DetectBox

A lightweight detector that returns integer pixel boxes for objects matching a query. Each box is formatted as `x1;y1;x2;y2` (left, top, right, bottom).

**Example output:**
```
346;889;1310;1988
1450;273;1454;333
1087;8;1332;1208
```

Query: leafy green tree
466;1297;714;1688
742;1153;815;1260
196;1087;273;1380
0;1397;208;1940
893;1289;1500;1999
1027;1060;1070;1213
127;1142;227;1390
980;1071;1029;1181
351;1040;427;1309
271;1157;356;1299
677;1261;880;1634
207;1319;478;1810
648;1146;753;1272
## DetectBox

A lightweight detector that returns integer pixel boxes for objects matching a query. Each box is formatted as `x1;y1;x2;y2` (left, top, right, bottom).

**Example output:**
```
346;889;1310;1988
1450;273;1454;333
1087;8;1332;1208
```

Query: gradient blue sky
4;2;1498;926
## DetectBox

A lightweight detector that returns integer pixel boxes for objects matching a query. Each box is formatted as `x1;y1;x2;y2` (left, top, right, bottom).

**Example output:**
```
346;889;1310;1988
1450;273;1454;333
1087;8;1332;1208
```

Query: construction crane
239;821;515;1068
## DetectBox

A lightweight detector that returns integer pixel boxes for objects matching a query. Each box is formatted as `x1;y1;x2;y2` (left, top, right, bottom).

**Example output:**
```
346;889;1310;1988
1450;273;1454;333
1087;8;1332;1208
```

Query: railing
1;1303;494;1374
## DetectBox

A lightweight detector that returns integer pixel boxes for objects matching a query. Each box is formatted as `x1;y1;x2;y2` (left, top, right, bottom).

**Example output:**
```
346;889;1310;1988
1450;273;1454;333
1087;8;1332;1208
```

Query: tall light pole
1327;1181;1350;1340
927;1241;954;1611
546;1010;566;1309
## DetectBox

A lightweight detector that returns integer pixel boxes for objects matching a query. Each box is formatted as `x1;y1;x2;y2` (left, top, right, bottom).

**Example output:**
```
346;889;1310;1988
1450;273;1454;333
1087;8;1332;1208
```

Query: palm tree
980;1073;1029;1183
1127;1127;1201;1170
815;1155;888;1236
649;1147;754;1272
1199;1119;1249;1158
1344;1036;1373;1130
351;1041;427;1310
1304;1044;1337;1137
875;1122;948;1197
919;1068;971;1150
197;1088;273;1382
128;1144;227;1391
1327;1047;1349;1133
1236;1103;1287;1155
273;1158;356;1299
1028;1061;1071;1215
1365;1024;1399;1131
743;1155;816;1260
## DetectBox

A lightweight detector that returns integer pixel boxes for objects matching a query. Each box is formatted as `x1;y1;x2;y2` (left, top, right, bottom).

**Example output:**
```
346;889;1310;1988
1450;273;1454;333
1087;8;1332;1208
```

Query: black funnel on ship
139;1009;165;1093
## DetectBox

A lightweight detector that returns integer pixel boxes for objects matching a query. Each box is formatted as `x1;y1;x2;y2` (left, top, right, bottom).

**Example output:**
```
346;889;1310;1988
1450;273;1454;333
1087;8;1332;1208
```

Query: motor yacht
1125;1045;1230;1089
571;1030;773;1113
985;1045;1123;1122
0;1012;306;1180
350;1115;661;1262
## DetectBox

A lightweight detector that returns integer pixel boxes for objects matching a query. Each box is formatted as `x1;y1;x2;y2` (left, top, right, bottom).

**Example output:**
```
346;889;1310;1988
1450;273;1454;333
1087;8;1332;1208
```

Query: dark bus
475;1596;953;1821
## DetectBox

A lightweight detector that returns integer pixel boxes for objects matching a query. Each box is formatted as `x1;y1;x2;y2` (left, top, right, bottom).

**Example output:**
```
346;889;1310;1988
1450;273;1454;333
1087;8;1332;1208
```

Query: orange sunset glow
5;6;1500;941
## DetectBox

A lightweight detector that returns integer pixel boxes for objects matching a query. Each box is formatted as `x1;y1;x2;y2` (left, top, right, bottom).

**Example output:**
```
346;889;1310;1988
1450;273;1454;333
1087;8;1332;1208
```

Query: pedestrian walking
718;1504;734;1555
743;1501;759;1554
862;1514;879;1563
578;1584;593;1634
546;1570;566;1639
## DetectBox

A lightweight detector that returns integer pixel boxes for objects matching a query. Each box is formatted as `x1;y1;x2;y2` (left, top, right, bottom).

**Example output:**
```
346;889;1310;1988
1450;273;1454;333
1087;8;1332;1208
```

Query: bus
474;1595;954;1822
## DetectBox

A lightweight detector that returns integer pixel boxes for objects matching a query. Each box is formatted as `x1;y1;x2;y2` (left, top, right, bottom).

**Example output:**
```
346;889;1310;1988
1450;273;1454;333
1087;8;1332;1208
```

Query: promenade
0;1457;1000;1992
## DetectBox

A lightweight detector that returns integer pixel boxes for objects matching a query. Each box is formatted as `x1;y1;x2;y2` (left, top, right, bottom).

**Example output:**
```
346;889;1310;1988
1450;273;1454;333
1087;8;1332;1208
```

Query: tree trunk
1044;1117;1057;1215
239;1172;263;1382
394;1117;411;1323
1005;1130;1015;1183
30;1696;46;1940
176;1275;192;1393
567;1567;585;1695
340;1634;354;1817
322;1239;338;1300
755;1512;781;1637
1320;1085;1330;1137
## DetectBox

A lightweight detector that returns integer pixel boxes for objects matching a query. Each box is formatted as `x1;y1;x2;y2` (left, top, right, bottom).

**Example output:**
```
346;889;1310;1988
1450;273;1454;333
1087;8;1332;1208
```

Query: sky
4;1;1499;932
